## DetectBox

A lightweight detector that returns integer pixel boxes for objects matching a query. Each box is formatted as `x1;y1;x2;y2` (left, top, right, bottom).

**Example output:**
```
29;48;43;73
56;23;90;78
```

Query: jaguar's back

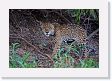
56;24;87;44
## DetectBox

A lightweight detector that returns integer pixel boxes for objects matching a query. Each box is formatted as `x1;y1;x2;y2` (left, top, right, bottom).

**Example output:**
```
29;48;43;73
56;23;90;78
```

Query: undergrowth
52;48;75;68
9;43;37;68
9;42;98;68
52;42;99;68
67;9;99;25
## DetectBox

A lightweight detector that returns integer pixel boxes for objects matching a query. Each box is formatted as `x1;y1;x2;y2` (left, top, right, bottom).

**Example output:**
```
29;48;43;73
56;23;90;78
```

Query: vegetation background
9;9;99;68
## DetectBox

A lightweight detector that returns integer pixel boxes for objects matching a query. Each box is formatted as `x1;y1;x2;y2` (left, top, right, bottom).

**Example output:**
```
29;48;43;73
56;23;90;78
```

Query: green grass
9;43;37;68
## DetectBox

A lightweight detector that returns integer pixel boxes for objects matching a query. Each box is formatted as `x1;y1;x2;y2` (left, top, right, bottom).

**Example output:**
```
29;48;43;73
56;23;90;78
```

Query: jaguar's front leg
51;33;62;57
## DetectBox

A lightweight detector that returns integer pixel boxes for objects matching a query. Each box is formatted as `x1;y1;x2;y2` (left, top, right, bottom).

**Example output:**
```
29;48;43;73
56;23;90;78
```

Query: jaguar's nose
46;32;49;33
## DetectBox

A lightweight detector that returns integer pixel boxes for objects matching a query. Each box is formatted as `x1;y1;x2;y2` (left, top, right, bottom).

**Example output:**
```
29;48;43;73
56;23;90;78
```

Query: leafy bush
52;42;98;68
9;43;37;68
53;48;75;68
67;9;99;25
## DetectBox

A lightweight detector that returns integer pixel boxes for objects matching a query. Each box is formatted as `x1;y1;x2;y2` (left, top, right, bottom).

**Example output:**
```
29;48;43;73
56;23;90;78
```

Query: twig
49;11;72;24
87;28;99;40
10;36;40;51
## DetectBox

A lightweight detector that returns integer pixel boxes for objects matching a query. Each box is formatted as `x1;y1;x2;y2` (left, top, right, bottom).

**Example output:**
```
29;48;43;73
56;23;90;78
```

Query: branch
87;28;99;39
10;36;54;64
49;11;72;24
